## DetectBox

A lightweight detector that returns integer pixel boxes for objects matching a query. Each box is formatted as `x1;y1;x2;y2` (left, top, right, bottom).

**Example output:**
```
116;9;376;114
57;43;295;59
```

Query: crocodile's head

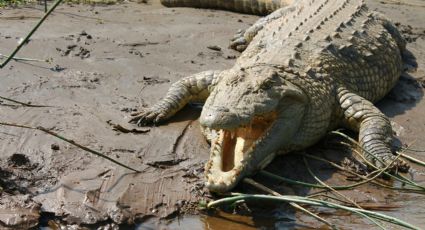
200;67;307;192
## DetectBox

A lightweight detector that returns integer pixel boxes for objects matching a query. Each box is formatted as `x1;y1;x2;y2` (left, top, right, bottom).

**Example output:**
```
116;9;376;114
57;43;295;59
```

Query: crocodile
131;0;410;192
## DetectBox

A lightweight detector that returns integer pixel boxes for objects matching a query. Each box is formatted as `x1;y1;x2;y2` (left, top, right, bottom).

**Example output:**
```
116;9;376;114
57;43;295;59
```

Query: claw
130;111;141;116
154;114;165;124
235;45;248;52
128;107;167;127
129;116;141;124
229;28;248;52
229;37;247;50
231;33;244;41
136;117;144;125
392;158;410;173
369;154;410;176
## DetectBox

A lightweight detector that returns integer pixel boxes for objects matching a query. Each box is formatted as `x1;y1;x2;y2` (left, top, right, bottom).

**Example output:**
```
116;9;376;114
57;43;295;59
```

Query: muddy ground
0;0;424;229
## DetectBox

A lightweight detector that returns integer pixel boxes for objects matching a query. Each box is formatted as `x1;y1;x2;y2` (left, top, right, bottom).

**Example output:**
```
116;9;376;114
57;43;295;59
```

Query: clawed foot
370;155;410;174
129;108;167;126
229;29;248;52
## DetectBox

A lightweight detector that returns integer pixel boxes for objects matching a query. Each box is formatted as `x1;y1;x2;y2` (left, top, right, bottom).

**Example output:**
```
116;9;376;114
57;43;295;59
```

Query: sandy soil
0;0;424;229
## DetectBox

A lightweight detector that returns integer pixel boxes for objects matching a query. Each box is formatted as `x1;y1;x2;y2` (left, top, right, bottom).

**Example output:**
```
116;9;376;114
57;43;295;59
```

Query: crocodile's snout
200;106;242;129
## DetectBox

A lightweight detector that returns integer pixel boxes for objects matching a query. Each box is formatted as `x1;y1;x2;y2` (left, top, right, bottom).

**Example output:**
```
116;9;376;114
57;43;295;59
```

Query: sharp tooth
234;137;245;166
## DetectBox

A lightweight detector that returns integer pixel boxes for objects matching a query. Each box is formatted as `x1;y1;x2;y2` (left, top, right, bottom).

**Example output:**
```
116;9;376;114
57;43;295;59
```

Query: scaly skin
160;0;293;15
131;0;410;192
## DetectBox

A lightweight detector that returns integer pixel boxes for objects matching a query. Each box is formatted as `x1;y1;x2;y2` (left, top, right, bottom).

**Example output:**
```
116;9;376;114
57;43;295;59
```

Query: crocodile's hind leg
130;70;222;126
230;5;295;52
337;88;409;172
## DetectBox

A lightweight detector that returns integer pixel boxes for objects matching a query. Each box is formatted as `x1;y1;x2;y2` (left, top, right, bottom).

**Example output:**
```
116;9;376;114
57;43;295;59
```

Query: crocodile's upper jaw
204;112;277;192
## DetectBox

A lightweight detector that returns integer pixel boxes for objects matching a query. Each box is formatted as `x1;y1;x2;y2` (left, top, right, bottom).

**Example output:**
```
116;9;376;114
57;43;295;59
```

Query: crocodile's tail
160;0;291;15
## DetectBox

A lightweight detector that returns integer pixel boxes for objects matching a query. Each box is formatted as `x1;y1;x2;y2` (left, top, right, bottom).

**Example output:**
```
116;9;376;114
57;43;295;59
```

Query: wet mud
0;0;425;229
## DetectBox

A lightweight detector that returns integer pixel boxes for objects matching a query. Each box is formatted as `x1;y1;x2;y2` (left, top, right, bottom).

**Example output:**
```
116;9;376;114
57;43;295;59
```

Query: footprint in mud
395;23;425;43
1;153;40;194
137;76;170;86
57;31;94;59
7;153;30;167
129;48;144;58
50;70;103;90
57;45;91;59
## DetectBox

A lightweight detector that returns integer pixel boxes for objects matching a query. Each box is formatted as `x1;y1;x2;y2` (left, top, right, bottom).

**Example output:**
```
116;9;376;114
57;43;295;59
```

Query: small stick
0;122;141;173
208;194;419;230
106;120;150;134
349;147;425;190
0;96;51;107
303;152;403;205
260;167;382;191
303;157;396;230
303;156;363;209
400;148;425;153
243;178;337;230
0;53;47;63
301;153;425;193
331;131;425;190
308;194;401;211
397;152;425;167
0;0;64;68
378;0;425;8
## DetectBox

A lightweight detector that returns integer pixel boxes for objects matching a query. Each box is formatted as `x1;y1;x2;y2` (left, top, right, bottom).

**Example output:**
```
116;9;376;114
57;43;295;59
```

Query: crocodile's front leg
337;88;409;172
130;70;222;126
230;5;295;52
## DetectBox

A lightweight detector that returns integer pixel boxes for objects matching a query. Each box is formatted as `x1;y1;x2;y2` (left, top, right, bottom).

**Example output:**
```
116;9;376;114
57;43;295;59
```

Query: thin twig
307;194;400;211
308;166;384;228
243;178;337;230
331;131;387;166
350;147;425;190
301;153;425;194
331;131;425;190
106;120;150;134
0;122;141;173
0;96;51;107
400;148;425;153
260;167;385;191
303;156;363;209
0;53;48;63
303;151;403;201
303;155;397;230
208;194;420;230
397;152;425;167
0;0;64;68
379;0;425;8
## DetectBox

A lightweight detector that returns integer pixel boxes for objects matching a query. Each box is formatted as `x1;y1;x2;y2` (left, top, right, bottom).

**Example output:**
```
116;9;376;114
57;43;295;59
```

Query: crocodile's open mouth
205;112;277;192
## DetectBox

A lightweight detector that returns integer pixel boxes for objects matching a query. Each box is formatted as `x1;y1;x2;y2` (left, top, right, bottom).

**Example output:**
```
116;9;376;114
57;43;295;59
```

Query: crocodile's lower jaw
204;113;276;192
